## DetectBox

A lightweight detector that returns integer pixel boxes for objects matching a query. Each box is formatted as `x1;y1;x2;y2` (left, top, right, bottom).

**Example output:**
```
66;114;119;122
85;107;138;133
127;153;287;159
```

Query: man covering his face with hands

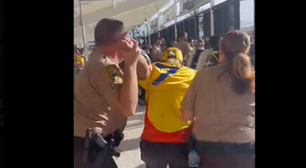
74;18;151;168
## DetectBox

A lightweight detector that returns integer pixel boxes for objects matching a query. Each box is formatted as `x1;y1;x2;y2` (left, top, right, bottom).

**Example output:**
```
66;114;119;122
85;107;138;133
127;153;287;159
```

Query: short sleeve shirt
195;49;219;71
181;63;255;143
74;50;127;137
173;41;193;59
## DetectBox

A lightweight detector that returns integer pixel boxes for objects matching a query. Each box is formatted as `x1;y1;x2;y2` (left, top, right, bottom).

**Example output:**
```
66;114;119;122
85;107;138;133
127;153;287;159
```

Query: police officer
74;18;151;168
181;31;255;168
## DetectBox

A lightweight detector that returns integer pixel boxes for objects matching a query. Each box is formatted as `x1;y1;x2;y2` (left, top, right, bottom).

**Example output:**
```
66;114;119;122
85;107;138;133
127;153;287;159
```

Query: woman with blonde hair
181;30;255;168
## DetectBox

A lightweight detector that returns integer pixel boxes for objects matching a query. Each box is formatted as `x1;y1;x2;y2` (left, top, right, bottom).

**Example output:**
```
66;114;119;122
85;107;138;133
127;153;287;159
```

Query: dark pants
197;153;254;168
74;136;118;168
194;140;255;168
140;140;189;168
138;86;146;103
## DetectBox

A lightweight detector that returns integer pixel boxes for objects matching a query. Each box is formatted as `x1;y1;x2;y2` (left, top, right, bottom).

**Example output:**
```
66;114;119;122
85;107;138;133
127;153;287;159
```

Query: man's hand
92;127;102;134
120;35;140;65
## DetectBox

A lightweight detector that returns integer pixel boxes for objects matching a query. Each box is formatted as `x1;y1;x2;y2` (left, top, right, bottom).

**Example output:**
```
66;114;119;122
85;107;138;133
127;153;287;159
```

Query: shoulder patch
105;65;122;83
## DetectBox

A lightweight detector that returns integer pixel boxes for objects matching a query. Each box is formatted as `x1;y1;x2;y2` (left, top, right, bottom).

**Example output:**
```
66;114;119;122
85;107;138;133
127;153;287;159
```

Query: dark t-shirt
191;49;204;69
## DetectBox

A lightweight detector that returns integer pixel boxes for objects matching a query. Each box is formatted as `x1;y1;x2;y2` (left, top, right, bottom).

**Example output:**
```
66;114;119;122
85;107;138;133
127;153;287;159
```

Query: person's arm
120;62;138;116
186;52;194;67
138;73;150;90
100;63;138;118
137;50;152;80
183;43;192;62
101;39;140;117
151;47;157;61
181;74;198;122
117;38;140;117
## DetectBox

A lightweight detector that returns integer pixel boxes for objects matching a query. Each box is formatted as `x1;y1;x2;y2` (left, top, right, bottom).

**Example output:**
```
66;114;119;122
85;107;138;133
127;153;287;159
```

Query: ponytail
228;52;255;94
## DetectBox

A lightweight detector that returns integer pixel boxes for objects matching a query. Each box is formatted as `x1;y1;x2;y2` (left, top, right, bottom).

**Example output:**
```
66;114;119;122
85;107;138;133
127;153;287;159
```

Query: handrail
113;0;116;8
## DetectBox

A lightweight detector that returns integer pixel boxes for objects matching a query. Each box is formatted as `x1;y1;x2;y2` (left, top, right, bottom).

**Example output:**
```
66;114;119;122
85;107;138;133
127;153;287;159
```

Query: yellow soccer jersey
139;62;196;133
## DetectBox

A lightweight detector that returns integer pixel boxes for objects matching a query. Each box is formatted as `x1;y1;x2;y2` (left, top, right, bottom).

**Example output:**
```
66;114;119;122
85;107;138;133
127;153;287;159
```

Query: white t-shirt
195;49;219;71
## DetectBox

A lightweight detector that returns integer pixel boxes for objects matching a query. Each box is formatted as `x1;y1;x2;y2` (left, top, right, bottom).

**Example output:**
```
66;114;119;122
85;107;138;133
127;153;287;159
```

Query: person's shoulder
88;53;120;78
153;61;169;66
175;42;185;48
184;67;197;76
182;41;190;47
202;48;213;54
199;63;224;76
152;62;159;67
187;66;196;72
89;51;117;66
172;43;179;48
197;63;218;74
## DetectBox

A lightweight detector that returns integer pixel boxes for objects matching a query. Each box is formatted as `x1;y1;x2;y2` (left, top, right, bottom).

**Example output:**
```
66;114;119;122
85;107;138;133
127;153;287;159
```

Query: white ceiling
74;0;170;43
74;0;119;17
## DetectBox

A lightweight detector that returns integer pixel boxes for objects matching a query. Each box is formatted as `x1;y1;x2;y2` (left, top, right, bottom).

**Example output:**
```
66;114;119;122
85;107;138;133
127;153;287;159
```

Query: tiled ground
115;105;146;168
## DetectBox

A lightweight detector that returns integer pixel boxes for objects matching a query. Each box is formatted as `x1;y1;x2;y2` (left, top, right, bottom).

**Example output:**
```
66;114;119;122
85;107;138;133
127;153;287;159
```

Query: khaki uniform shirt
181;63;255;143
173;41;193;60
195;49;219;71
74;50;127;137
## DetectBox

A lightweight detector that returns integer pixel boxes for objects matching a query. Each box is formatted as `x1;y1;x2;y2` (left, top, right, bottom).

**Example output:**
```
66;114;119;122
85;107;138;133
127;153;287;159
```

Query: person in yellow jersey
74;49;85;75
138;47;196;168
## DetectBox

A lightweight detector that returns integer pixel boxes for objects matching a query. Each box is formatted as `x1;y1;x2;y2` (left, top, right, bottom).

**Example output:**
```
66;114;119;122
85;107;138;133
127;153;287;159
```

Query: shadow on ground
125;124;143;131
128;112;144;122
136;104;146;113
119;137;141;152
135;163;146;168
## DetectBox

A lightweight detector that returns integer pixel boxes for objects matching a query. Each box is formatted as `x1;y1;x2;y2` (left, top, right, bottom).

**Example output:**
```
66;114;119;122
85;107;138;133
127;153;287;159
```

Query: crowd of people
74;18;255;168
74;32;255;75
137;32;255;69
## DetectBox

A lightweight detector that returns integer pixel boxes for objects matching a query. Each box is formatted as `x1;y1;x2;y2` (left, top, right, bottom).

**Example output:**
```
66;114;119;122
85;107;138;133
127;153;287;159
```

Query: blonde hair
220;30;255;94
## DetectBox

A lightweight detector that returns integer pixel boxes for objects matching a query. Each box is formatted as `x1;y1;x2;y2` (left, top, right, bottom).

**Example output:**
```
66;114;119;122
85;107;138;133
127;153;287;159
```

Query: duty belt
82;128;123;163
